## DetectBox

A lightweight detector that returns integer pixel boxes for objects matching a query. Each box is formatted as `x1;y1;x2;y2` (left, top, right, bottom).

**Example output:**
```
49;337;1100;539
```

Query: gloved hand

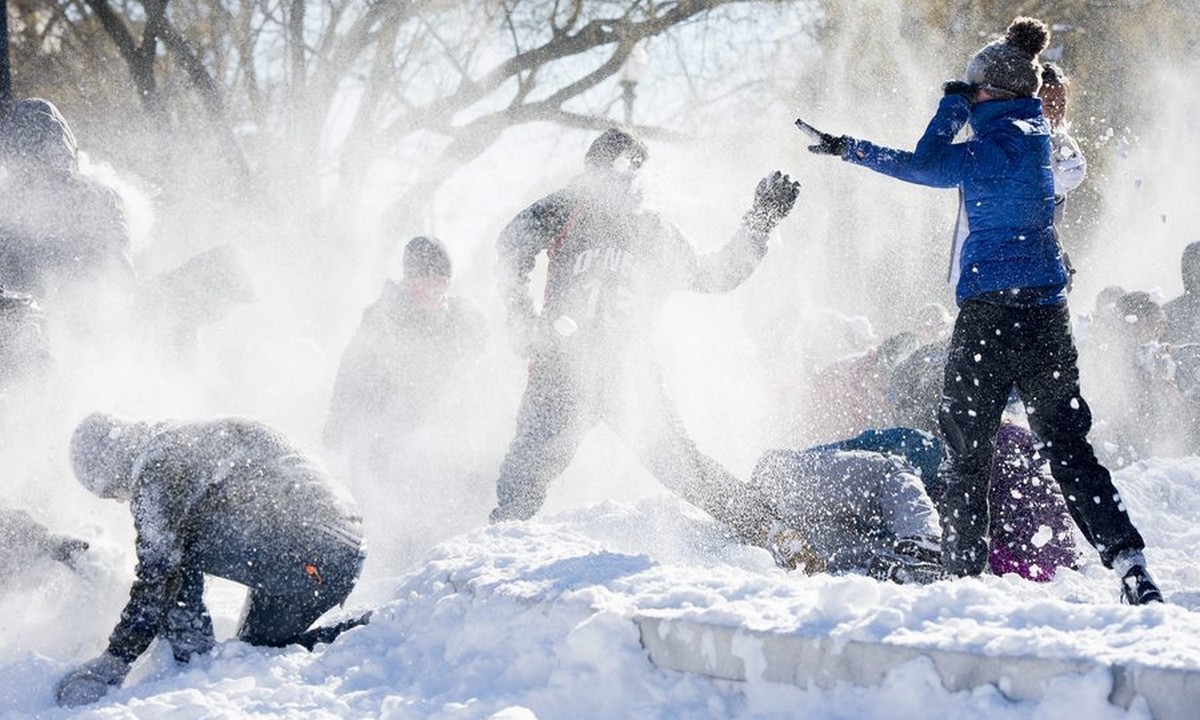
56;652;129;708
49;536;89;570
806;131;848;157
795;118;848;157
942;80;978;100
746;171;800;232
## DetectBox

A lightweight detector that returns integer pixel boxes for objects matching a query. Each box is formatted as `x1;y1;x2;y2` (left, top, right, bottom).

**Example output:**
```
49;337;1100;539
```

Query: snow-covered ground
2;452;1197;719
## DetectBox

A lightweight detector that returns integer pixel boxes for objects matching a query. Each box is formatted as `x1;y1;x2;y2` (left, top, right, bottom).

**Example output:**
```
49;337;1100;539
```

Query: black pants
491;350;772;542
938;299;1145;576
187;510;365;648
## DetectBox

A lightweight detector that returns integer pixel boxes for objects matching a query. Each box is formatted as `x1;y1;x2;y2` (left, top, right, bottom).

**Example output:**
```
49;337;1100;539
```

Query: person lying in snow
815;425;1077;582
56;413;368;708
750;444;943;584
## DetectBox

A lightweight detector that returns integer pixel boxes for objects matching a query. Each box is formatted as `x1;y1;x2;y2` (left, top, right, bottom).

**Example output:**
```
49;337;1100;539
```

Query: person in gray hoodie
56;414;366;708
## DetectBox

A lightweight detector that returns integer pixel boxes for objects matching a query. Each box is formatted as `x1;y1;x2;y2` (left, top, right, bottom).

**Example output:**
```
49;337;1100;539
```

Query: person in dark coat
323;236;488;476
0;99;134;321
801;18;1160;603
490;127;800;556
1163;241;1200;345
56;413;366;708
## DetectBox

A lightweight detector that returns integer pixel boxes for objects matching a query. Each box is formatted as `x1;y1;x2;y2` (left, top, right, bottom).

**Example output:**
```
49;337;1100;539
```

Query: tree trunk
1;0;11;118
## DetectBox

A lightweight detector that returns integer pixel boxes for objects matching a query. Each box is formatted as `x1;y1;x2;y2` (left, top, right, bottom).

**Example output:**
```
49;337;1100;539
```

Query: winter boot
1120;565;1164;605
291;610;374;650
892;535;941;565
867;550;944;585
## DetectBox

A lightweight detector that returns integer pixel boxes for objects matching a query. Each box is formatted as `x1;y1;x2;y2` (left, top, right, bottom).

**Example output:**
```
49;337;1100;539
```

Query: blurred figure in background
889;303;954;435
490;127;800;561
802;331;917;444
0;287;51;392
324;235;488;480
324;235;489;565
1092;291;1189;465
0;98;134;335
57;413;366;708
1164;241;1200;344
135;243;256;369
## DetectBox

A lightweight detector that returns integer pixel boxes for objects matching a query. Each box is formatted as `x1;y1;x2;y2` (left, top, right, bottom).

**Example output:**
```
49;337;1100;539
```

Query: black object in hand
795;118;847;156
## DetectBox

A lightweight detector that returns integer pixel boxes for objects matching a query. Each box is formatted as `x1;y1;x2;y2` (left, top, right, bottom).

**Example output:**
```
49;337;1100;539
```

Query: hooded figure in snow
490;128;800;560
324;235;488;470
56;414;366;708
799;17;1160;604
0;99;134;318
1164;241;1200;345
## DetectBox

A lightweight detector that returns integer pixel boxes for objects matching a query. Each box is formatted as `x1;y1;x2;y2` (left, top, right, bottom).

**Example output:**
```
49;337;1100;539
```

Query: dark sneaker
867;551;945;585
1120;565;1164;605
893;535;941;565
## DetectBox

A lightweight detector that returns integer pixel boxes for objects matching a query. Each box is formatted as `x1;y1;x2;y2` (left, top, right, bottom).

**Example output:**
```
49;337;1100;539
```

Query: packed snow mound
3;457;1199;718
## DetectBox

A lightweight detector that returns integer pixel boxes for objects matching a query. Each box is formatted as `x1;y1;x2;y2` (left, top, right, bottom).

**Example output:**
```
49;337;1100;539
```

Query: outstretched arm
801;92;972;189
686;171;800;293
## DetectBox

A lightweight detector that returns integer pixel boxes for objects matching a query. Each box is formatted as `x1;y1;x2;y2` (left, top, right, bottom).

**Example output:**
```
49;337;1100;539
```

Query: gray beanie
70;413;151;500
964;17;1050;99
402;236;451;278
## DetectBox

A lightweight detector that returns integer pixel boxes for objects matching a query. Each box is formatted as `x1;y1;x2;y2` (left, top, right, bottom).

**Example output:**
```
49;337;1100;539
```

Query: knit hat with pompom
964;17;1050;98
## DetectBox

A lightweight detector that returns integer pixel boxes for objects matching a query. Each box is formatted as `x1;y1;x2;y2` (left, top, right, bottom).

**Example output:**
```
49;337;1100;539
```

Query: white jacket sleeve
1051;131;1087;196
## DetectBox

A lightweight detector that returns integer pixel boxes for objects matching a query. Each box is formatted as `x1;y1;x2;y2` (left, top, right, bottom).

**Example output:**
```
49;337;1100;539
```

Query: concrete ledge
635;615;1200;719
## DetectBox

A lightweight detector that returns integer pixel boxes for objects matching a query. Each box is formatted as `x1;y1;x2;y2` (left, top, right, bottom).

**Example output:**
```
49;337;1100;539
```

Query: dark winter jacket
324;281;488;451
497;171;768;361
843;95;1064;306
103;419;361;664
0;99;134;301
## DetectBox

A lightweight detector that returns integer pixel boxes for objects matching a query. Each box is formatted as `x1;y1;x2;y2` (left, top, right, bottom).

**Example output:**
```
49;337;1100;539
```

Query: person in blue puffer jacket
799;17;1161;605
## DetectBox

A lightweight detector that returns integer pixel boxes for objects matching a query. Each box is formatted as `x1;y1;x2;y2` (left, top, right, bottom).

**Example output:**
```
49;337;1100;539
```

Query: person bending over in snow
750;445;943;584
57;414;367;708
490;127;800;561
799;17;1161;604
